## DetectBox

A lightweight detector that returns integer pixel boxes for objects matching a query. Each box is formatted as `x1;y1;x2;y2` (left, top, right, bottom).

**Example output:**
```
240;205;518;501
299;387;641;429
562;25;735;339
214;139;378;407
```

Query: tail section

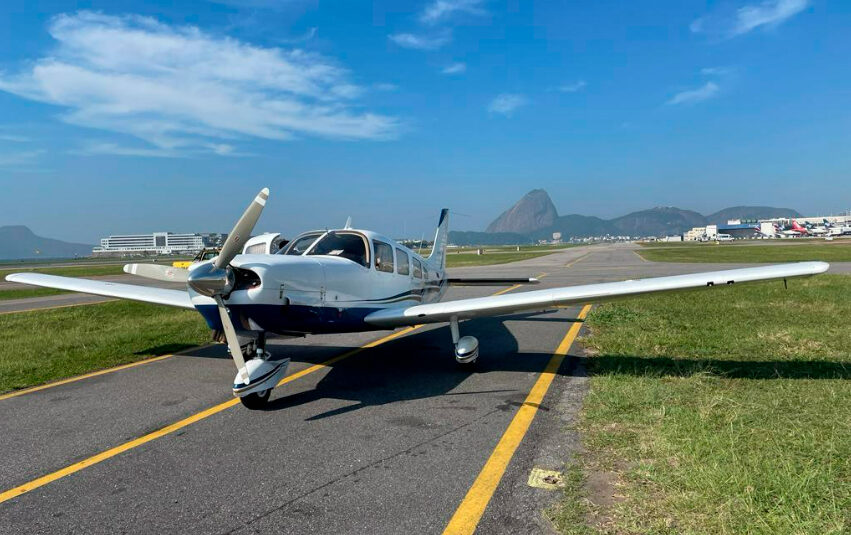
427;209;450;272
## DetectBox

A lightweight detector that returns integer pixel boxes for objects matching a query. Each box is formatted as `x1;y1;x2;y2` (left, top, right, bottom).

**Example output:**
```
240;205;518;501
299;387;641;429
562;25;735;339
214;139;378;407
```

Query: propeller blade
124;263;189;283
214;295;249;383
214;187;270;270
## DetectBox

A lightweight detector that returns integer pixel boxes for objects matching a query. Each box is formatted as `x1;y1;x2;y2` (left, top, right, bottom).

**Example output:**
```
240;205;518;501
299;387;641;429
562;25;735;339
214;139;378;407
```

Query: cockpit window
307;232;368;267
281;232;322;256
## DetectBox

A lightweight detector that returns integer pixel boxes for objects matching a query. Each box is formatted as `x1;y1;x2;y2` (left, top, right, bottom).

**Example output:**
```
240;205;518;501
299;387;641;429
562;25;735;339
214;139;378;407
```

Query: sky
0;0;849;243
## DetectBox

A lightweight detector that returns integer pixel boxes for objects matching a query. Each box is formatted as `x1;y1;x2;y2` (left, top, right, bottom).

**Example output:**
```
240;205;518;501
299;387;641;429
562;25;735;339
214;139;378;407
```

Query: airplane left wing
4;273;195;309
365;261;829;328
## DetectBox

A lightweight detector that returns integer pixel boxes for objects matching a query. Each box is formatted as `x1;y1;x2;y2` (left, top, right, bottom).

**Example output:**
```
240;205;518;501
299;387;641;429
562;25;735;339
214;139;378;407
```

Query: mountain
530;214;615;241
610;207;706;237
0;226;92;260
450;190;804;245
706;206;801;225
485;189;558;234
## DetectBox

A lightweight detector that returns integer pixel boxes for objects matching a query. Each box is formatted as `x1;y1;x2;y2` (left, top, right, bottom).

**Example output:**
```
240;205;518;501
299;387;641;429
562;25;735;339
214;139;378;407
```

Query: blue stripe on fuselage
196;303;390;335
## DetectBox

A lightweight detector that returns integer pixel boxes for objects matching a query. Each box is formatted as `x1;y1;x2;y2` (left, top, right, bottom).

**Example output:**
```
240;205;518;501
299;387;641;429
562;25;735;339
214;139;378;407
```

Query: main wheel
239;388;271;409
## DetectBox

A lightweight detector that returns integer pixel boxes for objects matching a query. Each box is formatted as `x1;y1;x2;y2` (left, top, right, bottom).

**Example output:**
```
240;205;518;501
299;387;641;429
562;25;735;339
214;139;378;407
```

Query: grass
561;274;850;534
0;287;68;301
637;241;851;263
0;264;125;279
0;301;211;393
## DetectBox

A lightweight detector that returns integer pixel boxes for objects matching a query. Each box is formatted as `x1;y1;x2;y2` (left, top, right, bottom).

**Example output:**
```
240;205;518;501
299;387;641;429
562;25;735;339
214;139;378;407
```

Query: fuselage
190;229;447;335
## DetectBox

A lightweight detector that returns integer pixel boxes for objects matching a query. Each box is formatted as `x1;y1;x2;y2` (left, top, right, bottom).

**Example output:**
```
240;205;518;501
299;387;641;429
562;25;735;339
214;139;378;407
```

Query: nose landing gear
226;331;290;409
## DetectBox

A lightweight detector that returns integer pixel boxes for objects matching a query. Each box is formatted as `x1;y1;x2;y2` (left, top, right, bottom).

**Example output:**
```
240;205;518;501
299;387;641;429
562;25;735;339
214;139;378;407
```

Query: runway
0;244;841;533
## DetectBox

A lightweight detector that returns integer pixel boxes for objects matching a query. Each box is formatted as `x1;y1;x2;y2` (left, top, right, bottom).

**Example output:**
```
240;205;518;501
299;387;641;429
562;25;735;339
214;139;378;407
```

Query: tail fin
427;209;450;271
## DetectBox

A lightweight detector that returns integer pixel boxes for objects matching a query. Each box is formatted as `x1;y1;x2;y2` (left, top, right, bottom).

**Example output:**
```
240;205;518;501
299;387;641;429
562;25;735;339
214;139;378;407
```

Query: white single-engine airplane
6;189;829;408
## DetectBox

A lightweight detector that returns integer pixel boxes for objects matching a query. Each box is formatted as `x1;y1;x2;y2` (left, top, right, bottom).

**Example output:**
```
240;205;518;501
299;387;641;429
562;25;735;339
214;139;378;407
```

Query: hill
706;206;801;225
610;207;706;237
455;190;804;245
485;189;558;233
0;225;92;260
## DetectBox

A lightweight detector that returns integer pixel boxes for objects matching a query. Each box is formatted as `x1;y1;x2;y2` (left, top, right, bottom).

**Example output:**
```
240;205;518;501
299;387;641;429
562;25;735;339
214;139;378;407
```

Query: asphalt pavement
0;243;845;534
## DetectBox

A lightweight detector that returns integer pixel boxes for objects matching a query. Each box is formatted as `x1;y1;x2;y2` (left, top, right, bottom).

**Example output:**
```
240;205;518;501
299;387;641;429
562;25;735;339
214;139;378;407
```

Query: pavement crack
222;406;509;534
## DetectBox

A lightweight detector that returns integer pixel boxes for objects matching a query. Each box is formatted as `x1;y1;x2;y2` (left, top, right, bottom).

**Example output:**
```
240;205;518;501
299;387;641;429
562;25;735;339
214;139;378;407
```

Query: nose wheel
240;388;271;409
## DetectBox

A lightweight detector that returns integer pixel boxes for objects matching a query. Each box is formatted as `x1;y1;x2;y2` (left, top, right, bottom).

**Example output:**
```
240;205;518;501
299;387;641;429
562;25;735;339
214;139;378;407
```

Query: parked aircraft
5;189;830;408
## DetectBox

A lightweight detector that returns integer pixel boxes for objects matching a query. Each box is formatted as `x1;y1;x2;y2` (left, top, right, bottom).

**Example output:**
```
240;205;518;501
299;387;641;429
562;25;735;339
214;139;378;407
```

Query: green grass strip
569;274;850;534
0;301;211;393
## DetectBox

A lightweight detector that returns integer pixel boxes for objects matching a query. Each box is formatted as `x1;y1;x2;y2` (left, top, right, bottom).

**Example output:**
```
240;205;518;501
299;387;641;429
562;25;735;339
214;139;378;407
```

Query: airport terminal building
93;232;226;256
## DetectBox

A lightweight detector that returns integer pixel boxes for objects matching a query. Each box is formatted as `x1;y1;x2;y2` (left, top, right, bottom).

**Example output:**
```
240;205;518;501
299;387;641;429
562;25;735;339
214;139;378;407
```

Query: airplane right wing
4;273;195;309
365;261;829;328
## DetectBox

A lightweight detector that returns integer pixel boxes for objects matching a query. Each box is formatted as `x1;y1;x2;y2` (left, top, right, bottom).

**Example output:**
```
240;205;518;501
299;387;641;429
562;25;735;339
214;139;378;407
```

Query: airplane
5;188;830;409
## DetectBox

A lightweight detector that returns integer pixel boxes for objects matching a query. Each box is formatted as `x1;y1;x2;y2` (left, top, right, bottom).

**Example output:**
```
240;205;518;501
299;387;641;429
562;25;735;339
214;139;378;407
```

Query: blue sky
0;0;848;243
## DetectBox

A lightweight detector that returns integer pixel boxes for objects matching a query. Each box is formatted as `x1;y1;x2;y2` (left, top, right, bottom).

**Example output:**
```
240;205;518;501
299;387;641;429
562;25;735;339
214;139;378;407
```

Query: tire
239;388;271;409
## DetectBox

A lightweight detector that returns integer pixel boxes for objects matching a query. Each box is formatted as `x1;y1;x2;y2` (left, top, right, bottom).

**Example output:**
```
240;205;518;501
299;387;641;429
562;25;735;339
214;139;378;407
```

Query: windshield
280;233;322;256
306;232;368;267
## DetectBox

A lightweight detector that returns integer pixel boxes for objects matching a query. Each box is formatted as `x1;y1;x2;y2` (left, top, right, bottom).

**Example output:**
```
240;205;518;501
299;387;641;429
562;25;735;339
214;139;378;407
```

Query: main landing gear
227;331;290;410
450;316;479;365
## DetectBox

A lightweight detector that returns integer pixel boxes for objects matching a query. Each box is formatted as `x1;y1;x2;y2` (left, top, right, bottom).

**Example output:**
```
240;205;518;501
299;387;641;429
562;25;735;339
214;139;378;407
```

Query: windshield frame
278;231;324;256
304;230;371;268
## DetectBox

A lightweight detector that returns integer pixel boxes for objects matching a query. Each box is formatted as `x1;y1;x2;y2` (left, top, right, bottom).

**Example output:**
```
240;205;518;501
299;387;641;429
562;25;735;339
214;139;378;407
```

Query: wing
365;262;829;328
447;277;539;286
4;273;195;310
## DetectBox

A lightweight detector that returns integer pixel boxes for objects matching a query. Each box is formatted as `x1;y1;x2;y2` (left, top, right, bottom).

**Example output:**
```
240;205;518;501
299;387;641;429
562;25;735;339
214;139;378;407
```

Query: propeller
123;263;189;283
187;187;270;385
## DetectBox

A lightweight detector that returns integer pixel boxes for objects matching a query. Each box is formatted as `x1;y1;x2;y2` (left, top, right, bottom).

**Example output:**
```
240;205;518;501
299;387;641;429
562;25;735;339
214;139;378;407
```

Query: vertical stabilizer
427;209;450;271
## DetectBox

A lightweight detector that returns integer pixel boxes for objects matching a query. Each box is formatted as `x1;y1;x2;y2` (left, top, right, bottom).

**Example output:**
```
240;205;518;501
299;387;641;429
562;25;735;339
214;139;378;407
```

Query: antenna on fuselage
344;216;352;229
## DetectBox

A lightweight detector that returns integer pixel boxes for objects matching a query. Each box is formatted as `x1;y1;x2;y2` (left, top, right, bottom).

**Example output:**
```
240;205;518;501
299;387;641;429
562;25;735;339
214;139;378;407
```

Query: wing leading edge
4;273;195;310
365;261;829;328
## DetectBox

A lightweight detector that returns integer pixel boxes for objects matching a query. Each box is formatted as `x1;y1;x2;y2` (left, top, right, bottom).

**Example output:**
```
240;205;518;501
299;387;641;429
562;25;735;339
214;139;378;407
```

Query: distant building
684;227;706;241
93;232;226;256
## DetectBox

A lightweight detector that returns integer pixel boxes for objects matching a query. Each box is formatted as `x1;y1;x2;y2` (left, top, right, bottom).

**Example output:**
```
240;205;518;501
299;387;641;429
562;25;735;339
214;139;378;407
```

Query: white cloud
0;12;398;156
0;149;44;166
373;83;398;91
388;32;451;50
421;0;487;24
557;80;586;93
691;0;808;38
488;93;527;116
700;67;730;76
667;82;719;105
441;62;466;75
734;0;808;35
0;134;30;142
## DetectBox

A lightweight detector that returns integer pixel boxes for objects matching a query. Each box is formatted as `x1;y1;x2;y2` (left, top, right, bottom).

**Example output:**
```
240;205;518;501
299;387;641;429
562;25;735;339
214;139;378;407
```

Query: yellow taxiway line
0;282;536;505
442;303;593;535
0;353;178;402
0;325;422;505
564;253;591;268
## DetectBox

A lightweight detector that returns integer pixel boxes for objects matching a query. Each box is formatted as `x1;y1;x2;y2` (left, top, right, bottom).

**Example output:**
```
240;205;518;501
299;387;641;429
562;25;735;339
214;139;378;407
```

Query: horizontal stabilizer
365;262;829;328
4;273;195;309
447;277;539;286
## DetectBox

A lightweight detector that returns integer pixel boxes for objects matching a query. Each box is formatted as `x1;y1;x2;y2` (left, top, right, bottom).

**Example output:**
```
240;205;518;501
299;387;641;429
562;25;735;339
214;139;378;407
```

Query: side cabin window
413;258;423;279
374;241;394;273
307;232;368;267
396;249;410;275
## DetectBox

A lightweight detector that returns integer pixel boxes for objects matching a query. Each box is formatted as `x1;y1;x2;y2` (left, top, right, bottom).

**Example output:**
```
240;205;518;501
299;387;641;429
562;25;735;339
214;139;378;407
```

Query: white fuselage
189;229;447;335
